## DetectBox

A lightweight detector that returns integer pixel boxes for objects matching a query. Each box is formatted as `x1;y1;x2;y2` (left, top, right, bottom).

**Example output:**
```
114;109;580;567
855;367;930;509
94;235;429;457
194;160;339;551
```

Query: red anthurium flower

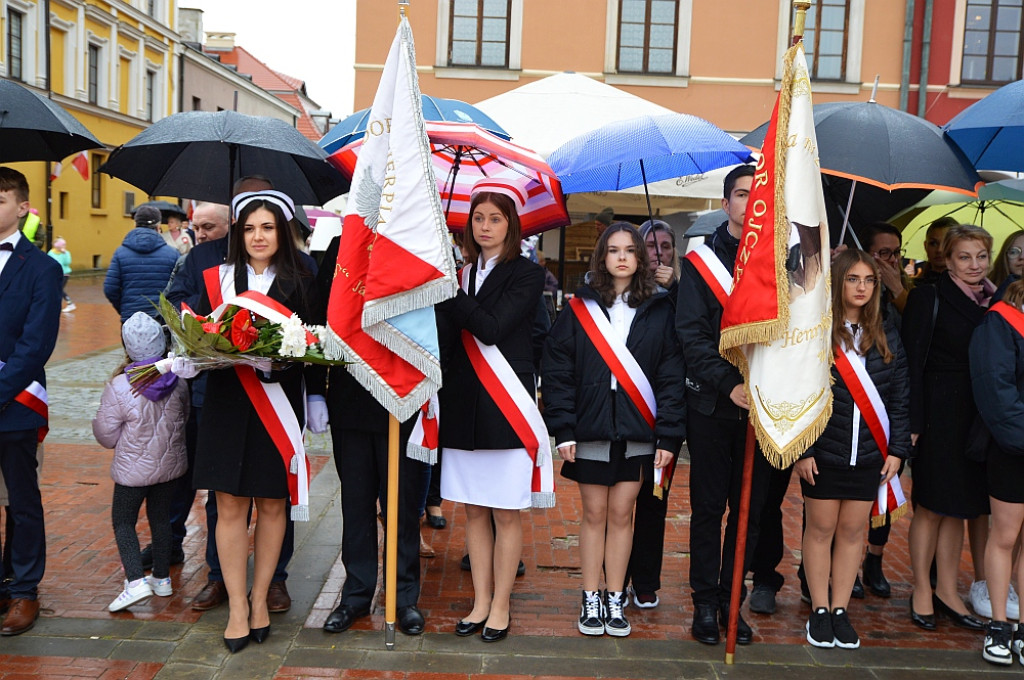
230;312;259;351
202;321;221;335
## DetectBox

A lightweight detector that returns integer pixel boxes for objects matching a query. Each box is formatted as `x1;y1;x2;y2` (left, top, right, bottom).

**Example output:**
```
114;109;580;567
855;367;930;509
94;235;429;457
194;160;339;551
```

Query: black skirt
560;440;652;487
987;445;1024;504
800;463;882;502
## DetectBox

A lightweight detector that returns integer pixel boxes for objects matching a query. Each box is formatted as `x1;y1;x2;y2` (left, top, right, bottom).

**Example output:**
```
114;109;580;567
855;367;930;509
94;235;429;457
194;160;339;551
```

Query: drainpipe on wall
918;0;934;118
178;51;185;113
899;0;916;111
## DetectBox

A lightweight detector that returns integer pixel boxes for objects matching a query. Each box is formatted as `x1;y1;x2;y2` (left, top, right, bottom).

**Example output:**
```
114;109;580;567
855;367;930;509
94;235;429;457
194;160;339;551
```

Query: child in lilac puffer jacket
93;312;188;612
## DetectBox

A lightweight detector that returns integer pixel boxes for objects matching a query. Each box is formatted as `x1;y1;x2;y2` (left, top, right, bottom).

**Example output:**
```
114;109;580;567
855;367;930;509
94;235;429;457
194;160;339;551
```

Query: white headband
231;190;296;222
471;176;530;213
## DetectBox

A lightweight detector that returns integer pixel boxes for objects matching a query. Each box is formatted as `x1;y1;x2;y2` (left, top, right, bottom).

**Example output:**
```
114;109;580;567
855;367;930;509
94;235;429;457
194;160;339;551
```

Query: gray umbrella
0;79;103;162
100;110;349;205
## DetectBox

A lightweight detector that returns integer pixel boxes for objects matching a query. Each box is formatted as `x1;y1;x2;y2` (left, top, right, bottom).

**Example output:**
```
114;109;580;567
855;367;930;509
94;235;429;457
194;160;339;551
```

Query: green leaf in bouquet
212;333;235;352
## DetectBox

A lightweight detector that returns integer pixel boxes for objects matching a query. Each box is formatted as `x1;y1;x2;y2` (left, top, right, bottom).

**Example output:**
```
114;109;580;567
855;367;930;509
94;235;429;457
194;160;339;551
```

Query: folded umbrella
132;199;187;222
0;79;103;162
943;78;1024;173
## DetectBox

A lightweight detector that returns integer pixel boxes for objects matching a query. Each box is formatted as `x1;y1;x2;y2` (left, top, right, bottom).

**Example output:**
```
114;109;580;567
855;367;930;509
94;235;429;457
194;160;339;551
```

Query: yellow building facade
1;0;179;269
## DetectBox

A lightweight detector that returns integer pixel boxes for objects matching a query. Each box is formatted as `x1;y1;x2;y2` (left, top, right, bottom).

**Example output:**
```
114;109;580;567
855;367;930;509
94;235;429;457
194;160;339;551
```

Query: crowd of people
0;163;1023;668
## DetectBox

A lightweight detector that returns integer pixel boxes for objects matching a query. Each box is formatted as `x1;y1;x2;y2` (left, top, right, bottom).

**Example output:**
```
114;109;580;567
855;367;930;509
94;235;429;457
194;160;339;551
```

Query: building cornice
182;47;303;118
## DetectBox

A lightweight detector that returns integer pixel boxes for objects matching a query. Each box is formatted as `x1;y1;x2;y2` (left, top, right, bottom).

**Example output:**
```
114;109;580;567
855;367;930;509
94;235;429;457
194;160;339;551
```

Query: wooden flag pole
724;0;810;665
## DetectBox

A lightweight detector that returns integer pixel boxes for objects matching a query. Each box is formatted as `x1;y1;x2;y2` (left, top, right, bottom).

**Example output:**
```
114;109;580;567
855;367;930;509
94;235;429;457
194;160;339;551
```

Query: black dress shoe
933;594;985;630
425;512;447;529
455;619;486;636
224;635;249;653
691;603;719;645
719;607;753;645
323;603;370;633
249;625;270;643
862;553;891;598
910;598;936;631
851;575;865;600
481;624;509;642
397;605;425;635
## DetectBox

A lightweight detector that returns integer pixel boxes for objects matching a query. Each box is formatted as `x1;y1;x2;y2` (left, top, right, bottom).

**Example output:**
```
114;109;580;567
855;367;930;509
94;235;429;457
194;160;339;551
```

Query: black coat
970;304;1024;456
542;285;686;453
803;325;911;469
675;223;744;419
437;256;545;450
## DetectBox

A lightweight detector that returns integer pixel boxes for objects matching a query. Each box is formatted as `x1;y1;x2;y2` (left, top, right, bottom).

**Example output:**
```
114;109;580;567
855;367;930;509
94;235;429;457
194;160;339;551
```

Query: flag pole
383;0;412;652
723;0;810;665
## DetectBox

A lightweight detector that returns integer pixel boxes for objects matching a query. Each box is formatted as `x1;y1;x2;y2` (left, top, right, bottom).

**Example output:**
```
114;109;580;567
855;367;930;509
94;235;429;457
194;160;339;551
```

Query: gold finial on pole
399;0;409;17
792;1;811;45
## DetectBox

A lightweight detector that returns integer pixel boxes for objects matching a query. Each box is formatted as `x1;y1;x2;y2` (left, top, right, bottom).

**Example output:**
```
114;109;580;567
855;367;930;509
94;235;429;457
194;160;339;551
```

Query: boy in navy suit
0;167;62;635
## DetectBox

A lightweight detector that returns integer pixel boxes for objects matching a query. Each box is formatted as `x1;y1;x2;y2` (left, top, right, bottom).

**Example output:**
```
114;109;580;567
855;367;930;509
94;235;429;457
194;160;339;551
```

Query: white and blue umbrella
548;112;752;223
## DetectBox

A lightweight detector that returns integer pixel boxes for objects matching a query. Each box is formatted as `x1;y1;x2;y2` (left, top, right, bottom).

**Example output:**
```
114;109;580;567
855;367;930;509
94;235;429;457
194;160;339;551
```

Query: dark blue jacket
970;304;1024;456
0;234;63;432
104;227;178;322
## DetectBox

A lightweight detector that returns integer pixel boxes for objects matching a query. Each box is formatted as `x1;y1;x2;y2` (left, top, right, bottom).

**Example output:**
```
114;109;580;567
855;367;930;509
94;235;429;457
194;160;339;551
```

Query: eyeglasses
845;276;877;287
1008;247;1023;259
872;248;905;260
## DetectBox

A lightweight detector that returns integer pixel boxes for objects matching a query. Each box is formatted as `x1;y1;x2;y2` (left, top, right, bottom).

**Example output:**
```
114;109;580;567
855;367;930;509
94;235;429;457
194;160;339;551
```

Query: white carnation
278;314;308;358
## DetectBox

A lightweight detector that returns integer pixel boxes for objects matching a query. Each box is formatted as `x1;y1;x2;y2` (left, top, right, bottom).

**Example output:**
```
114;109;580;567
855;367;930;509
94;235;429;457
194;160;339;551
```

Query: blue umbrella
548;113;753;223
319;95;509;155
943;79;1024;173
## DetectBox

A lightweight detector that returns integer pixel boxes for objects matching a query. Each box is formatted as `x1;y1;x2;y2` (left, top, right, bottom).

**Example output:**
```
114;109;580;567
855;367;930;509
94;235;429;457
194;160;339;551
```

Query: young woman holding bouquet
542;222;685;637
187;191;326;653
436;176;553;643
794;249;910;649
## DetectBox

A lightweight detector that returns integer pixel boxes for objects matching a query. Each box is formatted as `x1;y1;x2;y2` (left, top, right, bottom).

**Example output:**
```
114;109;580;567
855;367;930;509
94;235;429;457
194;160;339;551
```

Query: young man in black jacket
676;165;771;645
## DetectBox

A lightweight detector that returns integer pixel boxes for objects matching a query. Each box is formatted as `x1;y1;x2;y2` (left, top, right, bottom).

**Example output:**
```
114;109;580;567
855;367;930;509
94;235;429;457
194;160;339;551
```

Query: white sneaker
63;303;76;312
145;575;173;597
971;580;993;619
108;578;154;612
1009;584;1020;620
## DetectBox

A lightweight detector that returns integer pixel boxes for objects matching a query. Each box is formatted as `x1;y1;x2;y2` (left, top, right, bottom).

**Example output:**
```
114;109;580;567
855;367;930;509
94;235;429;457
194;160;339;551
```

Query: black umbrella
100;110;350;206
0;79;103;162
132;199;187;222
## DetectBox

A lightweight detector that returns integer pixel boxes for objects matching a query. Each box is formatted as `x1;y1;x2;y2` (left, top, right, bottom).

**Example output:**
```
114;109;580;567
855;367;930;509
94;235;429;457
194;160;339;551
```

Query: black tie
0;242;13;251
850;323;859;333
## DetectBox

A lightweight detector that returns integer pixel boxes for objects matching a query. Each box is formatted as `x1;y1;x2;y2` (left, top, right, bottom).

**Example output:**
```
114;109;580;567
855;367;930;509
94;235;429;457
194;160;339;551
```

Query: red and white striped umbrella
327;120;570;237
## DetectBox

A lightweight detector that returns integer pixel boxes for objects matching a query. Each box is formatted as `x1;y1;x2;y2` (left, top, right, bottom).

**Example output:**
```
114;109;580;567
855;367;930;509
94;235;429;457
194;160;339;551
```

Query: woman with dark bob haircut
543;222;685;637
436;176;553;643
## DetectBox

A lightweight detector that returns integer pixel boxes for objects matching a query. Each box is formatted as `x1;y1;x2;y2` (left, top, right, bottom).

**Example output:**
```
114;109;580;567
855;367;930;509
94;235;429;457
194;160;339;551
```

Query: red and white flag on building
719;41;833;468
49;161;61;181
71;152;89;180
324;16;457;421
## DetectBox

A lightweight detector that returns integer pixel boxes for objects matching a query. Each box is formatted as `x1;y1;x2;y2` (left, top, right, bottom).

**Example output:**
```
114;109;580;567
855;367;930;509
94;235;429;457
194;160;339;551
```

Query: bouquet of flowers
127;294;345;392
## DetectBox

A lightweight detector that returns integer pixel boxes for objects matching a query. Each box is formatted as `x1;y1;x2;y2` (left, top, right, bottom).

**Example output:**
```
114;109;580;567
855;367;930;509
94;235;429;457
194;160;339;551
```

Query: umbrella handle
837;180;857;246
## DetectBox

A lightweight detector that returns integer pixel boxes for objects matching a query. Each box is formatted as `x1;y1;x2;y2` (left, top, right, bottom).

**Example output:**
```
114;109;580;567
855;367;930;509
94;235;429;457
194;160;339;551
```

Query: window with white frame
7;9;24;81
961;0;1023;83
448;0;511;67
145;70;155;121
88;44;101;104
617;0;679;74
795;0;850;80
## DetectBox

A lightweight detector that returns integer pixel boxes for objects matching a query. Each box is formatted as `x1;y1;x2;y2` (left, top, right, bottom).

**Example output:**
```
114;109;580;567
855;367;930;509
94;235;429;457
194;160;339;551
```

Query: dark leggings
111;479;178;582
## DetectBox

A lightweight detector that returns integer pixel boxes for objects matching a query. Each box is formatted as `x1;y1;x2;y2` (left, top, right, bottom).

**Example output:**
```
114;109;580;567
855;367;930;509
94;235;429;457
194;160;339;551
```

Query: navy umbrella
319;95;509;155
943;79;1024;173
0;79;103;162
101;110;349;206
548;113;753;224
131;200;187;222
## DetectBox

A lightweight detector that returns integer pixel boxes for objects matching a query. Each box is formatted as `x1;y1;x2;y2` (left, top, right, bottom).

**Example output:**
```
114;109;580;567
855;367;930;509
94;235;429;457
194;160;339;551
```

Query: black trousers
687;410;771;607
0;429;45;600
627;452;678;594
333;427;422;610
112;480;177;581
749;463;794;592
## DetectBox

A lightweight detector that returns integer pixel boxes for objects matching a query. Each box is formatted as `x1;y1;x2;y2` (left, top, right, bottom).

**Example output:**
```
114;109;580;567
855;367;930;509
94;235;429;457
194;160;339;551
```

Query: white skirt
441;447;533;510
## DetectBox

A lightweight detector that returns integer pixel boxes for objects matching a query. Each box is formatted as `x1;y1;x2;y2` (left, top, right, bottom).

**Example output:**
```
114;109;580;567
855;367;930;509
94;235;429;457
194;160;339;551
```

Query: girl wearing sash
794;250;909;649
543;223;685;637
437;177;550;643
970;279;1024;665
190;192;323;653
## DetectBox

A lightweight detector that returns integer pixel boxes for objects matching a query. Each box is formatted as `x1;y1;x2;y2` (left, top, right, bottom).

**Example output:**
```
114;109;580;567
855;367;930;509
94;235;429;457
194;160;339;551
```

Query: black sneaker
1013;623;1024;666
984;621;1013;666
749;585;777;614
604;590;631;637
831;607;860;649
806;607;834;648
578;590;604;636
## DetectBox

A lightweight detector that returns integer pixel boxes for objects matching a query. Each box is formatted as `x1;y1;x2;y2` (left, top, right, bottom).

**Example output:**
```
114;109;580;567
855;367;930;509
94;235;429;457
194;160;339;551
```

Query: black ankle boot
862;552;891;598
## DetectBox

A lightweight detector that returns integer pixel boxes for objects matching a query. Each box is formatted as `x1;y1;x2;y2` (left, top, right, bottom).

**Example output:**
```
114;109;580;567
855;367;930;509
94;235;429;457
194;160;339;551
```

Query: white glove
307;395;329;433
170;356;200;379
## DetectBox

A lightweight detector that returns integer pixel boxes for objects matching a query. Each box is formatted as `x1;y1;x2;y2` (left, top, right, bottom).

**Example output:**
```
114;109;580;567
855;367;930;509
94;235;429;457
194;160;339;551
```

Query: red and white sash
203;264;311;521
567;296;670;495
990;301;1024;337
407;393;439;465
833;344;908;527
684;244;732;308
0;360;48;443
458;266;555;508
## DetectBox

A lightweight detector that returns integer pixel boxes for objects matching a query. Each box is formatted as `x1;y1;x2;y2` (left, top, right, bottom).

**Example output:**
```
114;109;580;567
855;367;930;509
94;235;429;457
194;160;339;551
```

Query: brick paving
0;275;1015;678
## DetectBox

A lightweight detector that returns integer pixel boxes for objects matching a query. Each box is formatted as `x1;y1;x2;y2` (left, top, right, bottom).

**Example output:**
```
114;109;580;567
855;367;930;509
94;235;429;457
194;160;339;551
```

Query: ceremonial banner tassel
719;40;833;469
324;15;457;421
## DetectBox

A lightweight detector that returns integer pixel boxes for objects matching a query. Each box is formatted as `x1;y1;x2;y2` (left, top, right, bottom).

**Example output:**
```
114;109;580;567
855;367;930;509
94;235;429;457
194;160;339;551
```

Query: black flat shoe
933;594;985;630
481;624;509;642
323;604;371;634
425;513;447;529
224;635;249;653
455;619;486;636
910;597;936;630
249;625;270;643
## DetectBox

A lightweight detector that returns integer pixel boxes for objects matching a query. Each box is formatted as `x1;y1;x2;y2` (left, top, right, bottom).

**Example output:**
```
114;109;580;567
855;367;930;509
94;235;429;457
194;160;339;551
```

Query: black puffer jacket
970;303;1024;456
542;285;686;454
803;325;911;468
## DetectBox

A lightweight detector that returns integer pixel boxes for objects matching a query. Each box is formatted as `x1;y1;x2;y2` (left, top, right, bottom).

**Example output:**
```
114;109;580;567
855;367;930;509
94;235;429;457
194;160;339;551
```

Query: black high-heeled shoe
455;619;486;637
249;624;270;643
909;596;936;631
224;634;250;653
933;594;985;630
